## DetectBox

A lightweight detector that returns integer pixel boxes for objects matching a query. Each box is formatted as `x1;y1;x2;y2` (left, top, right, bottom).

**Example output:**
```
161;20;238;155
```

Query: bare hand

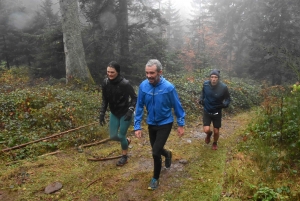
135;130;142;138
177;126;184;137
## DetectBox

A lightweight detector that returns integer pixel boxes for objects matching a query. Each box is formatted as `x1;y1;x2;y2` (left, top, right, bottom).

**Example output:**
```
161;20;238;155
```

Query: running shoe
116;155;128;166
212;142;218;150
148;178;159;190
165;150;172;168
205;131;213;144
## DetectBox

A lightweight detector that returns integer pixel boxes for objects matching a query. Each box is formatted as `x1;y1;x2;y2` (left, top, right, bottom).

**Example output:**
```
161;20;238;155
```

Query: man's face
210;75;219;86
145;65;162;85
107;67;118;80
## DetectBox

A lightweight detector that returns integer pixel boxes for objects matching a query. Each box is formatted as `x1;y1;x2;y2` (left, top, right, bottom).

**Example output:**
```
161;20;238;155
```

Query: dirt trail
98;115;241;201
0;115;245;201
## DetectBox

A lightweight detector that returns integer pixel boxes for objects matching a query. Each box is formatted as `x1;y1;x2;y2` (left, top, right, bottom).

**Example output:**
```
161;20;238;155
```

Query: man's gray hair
146;59;163;72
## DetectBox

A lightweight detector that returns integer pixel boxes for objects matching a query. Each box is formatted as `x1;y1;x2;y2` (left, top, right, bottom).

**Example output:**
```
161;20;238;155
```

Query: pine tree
0;1;25;68
27;0;65;78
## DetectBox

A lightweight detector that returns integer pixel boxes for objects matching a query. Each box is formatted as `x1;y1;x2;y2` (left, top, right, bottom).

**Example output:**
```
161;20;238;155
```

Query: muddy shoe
165;150;172;168
116;155;128;166
148;178;159;190
212;142;218;150
205;131;213;144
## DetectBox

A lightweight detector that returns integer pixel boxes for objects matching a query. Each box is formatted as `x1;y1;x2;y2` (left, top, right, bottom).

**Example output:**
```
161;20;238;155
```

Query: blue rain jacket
134;76;185;130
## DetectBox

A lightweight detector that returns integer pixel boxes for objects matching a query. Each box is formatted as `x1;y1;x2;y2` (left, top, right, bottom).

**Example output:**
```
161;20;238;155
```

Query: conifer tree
28;0;65;78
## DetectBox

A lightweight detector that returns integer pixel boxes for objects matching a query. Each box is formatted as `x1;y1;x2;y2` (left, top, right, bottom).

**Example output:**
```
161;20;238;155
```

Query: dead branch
79;138;110;148
1;122;98;152
87;155;122;161
5;160;20;166
86;177;102;188
39;150;61;157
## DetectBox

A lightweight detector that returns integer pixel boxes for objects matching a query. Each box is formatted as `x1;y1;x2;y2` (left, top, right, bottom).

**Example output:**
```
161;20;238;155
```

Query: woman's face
107;67;118;80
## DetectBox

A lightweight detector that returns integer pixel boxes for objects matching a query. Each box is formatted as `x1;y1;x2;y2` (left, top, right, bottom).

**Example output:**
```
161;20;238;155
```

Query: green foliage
227;77;262;110
250;184;290;201
165;68;262;120
0;66;30;93
0;74;103;159
252;185;278;201
248;86;300;172
0;66;263;160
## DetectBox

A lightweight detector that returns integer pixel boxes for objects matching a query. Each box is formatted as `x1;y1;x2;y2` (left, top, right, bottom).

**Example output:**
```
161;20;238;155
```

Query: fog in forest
8;0;58;30
1;0;300;85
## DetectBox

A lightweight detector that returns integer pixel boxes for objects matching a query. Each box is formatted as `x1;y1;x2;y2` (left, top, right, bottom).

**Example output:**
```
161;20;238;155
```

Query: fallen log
1;122;98;152
79;138;110;148
87;155;122;161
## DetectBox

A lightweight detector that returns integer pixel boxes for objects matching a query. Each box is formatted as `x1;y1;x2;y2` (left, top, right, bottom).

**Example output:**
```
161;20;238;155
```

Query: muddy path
0;114;246;201
89;115;242;201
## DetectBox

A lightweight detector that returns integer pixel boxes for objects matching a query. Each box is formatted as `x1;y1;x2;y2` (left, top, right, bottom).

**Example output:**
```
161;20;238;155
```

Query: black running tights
148;123;173;180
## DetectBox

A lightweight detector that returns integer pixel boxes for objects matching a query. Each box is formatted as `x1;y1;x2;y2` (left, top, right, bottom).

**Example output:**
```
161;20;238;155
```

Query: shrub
248;85;300;168
0;84;103;159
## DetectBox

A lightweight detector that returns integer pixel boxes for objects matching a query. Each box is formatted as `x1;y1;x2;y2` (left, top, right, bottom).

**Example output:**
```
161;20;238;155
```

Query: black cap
210;69;220;77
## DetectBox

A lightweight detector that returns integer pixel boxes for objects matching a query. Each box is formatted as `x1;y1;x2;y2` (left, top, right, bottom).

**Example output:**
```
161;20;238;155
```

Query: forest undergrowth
1;67;300;200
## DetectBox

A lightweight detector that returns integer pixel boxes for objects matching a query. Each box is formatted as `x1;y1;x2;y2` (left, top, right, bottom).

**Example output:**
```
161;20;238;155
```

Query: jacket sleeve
170;88;185;127
100;79;108;114
134;86;144;130
222;86;231;108
126;81;137;110
199;84;205;105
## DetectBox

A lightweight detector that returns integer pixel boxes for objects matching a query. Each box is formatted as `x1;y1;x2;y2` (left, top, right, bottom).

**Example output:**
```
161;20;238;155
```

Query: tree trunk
3;35;10;69
59;0;93;84
118;0;130;74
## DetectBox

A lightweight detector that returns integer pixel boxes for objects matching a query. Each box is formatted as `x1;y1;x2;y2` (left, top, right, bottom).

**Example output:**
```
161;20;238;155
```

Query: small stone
179;159;188;164
45;182;63;194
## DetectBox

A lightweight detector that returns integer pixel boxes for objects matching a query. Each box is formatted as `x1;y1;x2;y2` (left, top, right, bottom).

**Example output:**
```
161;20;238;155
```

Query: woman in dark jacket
99;61;137;166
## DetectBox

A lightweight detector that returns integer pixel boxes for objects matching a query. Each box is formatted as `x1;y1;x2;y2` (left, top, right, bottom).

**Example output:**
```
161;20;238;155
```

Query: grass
0;110;254;201
2;67;299;200
221;109;300;201
1;106;300;200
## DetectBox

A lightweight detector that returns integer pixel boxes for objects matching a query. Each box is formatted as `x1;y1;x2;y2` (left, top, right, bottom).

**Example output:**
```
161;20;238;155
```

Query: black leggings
148;123;173;180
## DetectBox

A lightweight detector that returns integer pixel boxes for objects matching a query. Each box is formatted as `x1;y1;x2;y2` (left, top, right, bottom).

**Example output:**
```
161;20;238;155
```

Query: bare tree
59;0;93;84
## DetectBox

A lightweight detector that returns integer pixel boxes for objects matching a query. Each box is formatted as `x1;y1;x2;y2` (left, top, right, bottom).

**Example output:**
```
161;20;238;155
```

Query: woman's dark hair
108;61;120;73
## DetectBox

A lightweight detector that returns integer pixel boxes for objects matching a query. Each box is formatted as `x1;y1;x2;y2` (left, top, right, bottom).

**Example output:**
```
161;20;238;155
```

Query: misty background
1;0;300;85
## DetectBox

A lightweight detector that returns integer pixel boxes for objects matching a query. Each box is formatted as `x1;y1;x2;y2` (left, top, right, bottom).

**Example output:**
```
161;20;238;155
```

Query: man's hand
135;130;142;138
177;126;184;137
124;107;134;121
99;113;105;126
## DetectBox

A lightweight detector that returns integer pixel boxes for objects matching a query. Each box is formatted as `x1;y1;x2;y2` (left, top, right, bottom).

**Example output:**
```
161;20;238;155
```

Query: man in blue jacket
134;59;185;190
199;69;231;150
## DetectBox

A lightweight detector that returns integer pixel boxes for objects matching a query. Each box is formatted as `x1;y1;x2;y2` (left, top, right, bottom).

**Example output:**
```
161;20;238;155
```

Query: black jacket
100;75;137;118
199;80;231;113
